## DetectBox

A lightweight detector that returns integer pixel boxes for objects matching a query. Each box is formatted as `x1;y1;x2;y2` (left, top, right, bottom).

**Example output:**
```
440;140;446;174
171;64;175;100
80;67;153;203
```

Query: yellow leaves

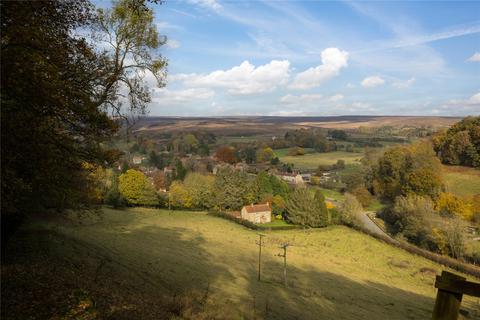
168;181;193;209
325;201;335;209
435;192;473;221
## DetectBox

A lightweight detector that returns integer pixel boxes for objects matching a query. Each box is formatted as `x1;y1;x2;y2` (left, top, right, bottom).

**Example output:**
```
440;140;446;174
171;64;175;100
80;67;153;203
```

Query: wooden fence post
432;271;466;320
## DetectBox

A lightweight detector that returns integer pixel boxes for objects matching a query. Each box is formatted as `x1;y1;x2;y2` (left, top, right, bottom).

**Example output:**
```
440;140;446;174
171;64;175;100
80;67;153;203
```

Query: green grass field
4;208;479;319
442;165;480;197
275;150;364;170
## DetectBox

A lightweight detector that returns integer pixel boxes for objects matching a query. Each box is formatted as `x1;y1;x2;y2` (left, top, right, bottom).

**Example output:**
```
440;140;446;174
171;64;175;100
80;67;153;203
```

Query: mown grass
277;150;364;170
3;208;479;320
442;165;480;197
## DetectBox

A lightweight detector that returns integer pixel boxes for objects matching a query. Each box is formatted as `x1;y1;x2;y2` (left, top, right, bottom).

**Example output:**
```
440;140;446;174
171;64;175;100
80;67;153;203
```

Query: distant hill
132;116;462;136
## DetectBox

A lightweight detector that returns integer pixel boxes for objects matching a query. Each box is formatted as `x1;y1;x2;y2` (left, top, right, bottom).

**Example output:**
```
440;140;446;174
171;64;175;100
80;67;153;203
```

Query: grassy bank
2;208;479;319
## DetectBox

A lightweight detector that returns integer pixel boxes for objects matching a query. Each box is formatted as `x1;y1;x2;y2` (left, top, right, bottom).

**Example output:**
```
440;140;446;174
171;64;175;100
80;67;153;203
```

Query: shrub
338;193;363;228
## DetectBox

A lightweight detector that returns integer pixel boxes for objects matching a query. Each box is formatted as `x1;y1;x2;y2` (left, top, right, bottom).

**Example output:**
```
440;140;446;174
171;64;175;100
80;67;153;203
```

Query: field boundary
209;210;480;278
353;224;480;279
207;211;300;231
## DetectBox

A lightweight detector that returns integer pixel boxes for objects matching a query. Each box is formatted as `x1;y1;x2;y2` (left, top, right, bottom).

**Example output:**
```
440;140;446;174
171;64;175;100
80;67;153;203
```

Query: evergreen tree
285;188;329;227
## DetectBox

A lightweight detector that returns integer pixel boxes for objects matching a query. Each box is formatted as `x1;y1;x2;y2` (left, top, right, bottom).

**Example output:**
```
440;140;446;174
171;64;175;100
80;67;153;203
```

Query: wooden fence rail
432;271;480;320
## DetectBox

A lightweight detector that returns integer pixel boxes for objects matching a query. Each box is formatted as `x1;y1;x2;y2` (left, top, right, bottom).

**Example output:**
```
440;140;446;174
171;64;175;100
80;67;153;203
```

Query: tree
330;129;347;140
213;167;258;210
433;116;480;167
271;195;286;217
174;159;187;180
338;193;363;228
285;188;329;227
168;181;192;208
93;0;167;125
184;173;215;209
385;195;436;247
256;147;274;163
118;169;158;206
350;186;372;208
149;150;164;169
443;218;466;259
1;0;167;238
215;146;237;164
105;175;126;208
435;193;473;221
152;171;168;190
372;142;443;201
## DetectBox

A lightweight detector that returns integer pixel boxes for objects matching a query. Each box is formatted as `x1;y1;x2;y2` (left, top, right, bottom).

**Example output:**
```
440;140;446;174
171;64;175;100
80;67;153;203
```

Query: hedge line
354;224;480;279
207;211;300;231
208;210;480;278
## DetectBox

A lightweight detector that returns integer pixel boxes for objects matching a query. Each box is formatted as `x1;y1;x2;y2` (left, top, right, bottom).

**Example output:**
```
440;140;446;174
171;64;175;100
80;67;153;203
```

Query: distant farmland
132;116;461;137
276;149;364;170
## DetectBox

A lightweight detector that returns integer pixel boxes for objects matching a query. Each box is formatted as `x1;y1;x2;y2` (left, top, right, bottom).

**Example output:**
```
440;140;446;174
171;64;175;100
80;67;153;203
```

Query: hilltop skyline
115;0;480;116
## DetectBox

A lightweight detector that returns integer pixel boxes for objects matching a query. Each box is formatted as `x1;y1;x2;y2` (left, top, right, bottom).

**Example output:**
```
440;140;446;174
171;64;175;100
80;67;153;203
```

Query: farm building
277;173;304;185
241;203;272;224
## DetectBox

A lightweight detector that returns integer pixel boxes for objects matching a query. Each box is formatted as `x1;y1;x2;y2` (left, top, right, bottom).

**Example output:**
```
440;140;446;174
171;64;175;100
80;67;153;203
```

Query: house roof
242;203;271;213
279;172;301;177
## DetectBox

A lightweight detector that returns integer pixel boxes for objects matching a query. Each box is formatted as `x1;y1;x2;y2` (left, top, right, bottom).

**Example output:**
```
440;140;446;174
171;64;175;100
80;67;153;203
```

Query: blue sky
135;1;479;116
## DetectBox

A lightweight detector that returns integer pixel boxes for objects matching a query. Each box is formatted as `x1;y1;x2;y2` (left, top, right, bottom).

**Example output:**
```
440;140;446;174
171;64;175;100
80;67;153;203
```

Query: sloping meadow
2;208;479;319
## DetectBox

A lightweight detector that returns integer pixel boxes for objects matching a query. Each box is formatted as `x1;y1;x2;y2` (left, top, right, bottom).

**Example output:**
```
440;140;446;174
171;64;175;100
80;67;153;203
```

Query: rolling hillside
2;208;479;319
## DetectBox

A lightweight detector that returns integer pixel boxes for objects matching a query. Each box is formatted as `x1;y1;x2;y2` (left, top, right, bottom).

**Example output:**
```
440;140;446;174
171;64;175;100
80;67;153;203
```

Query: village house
277;172;304;185
163;166;175;177
132;155;146;165
300;173;312;183
240;203;272;224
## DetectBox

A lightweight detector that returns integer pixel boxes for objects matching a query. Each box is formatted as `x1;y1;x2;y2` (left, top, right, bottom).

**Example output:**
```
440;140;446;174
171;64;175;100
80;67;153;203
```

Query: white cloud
445;92;480;106
329;94;344;102
180;60;291;95
290;48;349;90
280;94;323;104
187;0;222;12
470;93;480;104
467;52;480;62
166;39;181;49
392;77;416;89
156;21;183;31
346;83;356;89
268;109;308;116
361;76;385;88
152;88;214;105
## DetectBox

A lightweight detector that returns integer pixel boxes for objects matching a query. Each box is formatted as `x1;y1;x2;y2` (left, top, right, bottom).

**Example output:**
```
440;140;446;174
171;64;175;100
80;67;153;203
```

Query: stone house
277;173;304;185
240;203;272;224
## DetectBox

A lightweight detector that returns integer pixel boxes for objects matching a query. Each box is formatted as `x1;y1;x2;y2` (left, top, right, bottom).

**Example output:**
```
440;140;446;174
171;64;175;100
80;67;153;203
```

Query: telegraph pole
255;233;266;281
277;242;290;287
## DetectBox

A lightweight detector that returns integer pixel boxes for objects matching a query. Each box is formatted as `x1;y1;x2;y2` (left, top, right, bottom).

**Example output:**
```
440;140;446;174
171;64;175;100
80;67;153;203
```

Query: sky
122;0;480;116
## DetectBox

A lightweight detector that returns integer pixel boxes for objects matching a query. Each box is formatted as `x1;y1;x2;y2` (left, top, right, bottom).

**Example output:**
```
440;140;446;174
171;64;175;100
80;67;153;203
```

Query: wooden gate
432;271;480;320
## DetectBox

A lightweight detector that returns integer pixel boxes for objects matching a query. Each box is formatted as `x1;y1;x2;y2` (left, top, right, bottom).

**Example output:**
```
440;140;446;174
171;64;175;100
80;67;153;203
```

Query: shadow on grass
242;257;439;320
1;217;234;319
